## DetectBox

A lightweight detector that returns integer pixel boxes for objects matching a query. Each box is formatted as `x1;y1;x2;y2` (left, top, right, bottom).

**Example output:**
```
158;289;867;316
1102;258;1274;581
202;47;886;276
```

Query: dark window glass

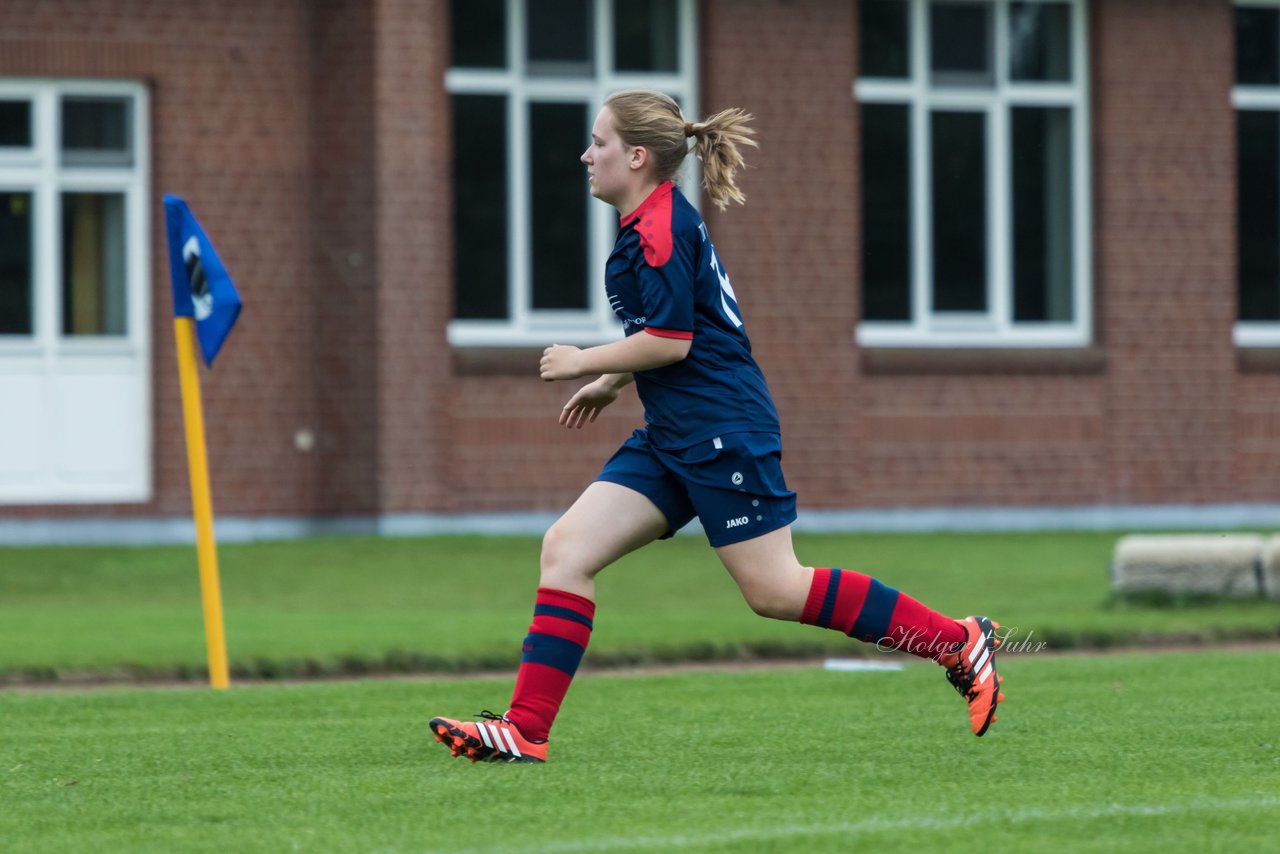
1238;110;1280;321
451;0;506;68
930;2;992;85
528;0;594;76
859;0;910;78
62;192;127;336
1009;2;1071;82
0;192;33;335
614;0;679;72
0;100;32;147
1236;7;1280;86
453;95;509;320
530;102;589;310
931;110;986;312
61;97;132;166
861;104;911;321
1012;107;1073;322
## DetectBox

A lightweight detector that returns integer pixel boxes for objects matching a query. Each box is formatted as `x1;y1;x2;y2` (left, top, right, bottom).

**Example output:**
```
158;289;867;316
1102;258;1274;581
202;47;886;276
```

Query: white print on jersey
725;516;751;529
709;246;743;328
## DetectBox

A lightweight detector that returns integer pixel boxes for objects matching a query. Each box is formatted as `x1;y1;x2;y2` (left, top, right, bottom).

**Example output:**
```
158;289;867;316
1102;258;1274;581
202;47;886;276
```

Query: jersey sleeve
634;222;696;340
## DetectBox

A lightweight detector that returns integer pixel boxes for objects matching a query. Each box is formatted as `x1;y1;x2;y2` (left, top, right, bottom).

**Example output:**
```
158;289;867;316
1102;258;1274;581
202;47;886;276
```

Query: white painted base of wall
1;503;1278;546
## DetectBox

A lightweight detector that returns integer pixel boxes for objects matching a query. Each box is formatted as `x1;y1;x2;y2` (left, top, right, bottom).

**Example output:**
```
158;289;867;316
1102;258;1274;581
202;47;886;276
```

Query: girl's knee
742;584;802;621
539;520;591;587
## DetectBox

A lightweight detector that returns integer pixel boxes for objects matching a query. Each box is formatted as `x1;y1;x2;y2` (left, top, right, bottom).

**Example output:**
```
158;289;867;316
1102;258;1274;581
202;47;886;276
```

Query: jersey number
709;247;743;328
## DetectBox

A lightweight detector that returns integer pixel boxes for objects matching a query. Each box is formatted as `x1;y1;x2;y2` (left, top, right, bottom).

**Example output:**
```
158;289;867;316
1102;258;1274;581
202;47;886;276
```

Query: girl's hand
558;378;621;428
540;344;585;381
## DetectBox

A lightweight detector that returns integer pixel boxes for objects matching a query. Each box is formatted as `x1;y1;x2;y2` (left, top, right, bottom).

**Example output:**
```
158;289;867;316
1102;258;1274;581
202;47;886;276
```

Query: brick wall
2;0;1274;523
1095;0;1238;504
311;0;381;515
0;0;321;519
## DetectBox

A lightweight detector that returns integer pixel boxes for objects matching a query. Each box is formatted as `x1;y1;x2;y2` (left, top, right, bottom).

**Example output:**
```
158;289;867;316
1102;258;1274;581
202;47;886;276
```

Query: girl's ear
628;145;649;172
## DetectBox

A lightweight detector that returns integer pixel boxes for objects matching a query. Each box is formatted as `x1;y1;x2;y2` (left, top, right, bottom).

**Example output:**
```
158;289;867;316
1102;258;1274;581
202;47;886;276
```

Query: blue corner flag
164;195;242;366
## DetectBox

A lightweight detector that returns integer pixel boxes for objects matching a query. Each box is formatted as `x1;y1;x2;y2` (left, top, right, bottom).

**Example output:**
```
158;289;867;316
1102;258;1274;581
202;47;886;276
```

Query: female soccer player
430;90;1003;763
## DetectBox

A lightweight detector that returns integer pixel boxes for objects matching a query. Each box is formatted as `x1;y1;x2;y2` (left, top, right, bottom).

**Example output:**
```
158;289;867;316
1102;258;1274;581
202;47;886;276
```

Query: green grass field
1;532;1278;681
2;534;1278;851
2;649;1278;853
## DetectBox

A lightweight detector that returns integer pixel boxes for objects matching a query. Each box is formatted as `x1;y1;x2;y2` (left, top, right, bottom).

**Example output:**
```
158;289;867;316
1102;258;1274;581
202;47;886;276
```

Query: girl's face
581;107;640;209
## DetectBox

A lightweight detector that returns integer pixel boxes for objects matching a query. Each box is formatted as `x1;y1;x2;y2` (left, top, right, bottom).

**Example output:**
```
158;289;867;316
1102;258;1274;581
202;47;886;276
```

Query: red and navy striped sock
505;588;595;742
800;567;965;661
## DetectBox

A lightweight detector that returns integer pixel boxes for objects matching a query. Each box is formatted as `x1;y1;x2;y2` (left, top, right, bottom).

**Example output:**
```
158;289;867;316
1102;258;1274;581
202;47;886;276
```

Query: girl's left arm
540;331;690;381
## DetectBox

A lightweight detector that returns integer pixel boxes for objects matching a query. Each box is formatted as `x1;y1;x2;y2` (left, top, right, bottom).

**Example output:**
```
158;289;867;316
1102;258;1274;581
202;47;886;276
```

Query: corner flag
164;194;242;366
162;193;239;690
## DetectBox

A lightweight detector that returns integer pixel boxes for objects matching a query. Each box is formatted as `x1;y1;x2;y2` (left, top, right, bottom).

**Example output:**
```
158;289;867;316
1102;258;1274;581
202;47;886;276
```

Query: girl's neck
617;181;663;219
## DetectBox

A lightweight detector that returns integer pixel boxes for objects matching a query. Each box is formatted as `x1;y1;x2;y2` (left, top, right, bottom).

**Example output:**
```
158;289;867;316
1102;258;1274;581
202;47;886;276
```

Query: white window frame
1234;0;1280;347
446;0;699;348
0;78;150;503
855;0;1092;348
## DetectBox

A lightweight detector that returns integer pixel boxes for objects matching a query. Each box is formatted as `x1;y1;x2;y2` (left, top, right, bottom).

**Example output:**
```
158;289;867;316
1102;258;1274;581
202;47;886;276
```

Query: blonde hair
603;89;758;211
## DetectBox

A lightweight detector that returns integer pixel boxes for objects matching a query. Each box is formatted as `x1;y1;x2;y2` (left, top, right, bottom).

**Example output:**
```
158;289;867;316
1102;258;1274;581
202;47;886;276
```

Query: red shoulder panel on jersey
621;181;675;268
643;327;693;340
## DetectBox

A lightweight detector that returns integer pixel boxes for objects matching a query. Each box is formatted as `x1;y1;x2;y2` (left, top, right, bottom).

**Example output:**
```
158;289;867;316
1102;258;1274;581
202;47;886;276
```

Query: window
856;0;1091;347
446;0;697;346
1235;1;1280;346
0;81;150;503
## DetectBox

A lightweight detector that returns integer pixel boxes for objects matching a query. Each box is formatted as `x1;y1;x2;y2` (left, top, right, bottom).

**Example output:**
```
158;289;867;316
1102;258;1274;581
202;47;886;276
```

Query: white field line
439;795;1280;854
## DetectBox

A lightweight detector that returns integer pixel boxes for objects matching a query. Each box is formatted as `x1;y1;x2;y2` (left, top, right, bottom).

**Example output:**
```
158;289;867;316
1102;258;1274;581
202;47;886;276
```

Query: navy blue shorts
597;429;798;548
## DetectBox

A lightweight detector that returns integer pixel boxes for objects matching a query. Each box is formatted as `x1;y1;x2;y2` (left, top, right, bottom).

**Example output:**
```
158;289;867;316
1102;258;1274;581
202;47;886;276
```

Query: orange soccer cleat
429;711;548;764
938;616;1006;737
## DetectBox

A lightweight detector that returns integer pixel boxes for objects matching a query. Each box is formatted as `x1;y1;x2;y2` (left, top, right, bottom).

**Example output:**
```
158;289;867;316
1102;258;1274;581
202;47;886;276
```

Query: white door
0;81;150;504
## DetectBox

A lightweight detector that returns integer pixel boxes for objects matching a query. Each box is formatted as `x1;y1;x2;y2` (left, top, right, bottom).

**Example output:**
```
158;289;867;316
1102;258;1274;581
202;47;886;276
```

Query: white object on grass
823;659;905;672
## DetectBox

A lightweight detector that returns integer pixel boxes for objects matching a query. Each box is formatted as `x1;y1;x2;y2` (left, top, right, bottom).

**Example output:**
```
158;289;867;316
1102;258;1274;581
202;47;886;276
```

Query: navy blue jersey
606;181;780;449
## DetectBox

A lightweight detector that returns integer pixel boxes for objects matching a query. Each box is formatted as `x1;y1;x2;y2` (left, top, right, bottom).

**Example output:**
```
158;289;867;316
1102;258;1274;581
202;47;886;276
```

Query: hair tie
683;122;695;138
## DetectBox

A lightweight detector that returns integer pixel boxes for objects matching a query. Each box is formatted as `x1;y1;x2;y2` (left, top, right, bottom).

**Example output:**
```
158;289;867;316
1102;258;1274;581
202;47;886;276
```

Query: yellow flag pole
173;316;230;690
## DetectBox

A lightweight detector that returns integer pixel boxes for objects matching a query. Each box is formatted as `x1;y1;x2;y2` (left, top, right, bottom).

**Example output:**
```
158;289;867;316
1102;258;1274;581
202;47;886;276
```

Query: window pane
530;102;589;310
930;2;992;85
931;111;986;312
0;192;33;335
1238;110;1280;321
451;0;506;68
1009;2;1071;82
62;97;132;166
62;193;126;336
859;0;910;78
0;101;32;147
861;104;911;321
453;95;509;320
528;0;594;76
1012;107;1073;322
614;0;679;72
1237;7;1280;86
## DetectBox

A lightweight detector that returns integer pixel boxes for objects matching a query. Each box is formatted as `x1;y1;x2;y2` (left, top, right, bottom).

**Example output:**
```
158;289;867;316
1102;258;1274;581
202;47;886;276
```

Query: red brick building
1;0;1278;539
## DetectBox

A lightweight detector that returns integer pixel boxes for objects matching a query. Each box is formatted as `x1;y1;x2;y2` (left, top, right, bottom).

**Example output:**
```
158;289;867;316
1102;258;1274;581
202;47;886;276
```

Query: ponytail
686;107;758;211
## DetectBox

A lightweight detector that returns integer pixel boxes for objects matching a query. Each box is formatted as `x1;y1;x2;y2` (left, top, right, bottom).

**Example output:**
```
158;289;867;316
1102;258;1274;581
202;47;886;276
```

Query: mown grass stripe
467;796;1280;854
